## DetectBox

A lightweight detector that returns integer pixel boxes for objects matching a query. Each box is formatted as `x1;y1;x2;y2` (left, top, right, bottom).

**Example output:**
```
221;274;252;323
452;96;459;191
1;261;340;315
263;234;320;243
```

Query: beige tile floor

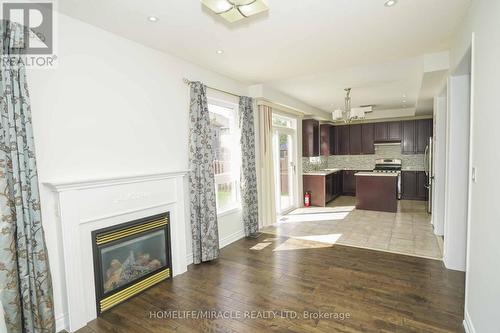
262;196;443;260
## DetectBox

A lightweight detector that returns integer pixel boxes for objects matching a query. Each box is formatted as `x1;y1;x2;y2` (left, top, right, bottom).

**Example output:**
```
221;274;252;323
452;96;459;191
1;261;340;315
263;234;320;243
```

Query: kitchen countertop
355;172;398;177
303;168;342;176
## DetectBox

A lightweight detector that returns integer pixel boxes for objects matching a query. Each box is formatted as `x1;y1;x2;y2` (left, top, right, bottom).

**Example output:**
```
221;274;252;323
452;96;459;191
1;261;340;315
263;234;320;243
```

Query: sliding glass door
272;114;297;215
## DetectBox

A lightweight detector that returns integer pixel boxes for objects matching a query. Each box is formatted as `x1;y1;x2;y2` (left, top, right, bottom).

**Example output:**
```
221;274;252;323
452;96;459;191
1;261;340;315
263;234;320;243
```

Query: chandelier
332;88;368;123
201;0;269;23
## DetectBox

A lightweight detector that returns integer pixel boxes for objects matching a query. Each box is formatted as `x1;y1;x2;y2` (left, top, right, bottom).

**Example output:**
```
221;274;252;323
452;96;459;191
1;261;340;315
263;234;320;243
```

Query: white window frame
207;97;241;216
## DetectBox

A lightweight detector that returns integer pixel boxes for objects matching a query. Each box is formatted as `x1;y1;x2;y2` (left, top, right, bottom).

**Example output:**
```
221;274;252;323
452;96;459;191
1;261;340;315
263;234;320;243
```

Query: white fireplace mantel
45;171;189;332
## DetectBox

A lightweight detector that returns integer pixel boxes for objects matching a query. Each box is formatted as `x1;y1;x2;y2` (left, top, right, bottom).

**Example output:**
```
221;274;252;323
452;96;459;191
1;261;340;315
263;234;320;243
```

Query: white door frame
442;35;474;272
272;117;299;215
463;33;476;325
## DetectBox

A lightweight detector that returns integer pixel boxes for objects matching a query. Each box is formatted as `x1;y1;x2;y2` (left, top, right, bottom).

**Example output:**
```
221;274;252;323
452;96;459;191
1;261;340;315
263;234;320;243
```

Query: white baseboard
219;229;245;248
443;254;466;272
463;309;476;333
55;312;68;333
186;252;193;265
185;228;245;266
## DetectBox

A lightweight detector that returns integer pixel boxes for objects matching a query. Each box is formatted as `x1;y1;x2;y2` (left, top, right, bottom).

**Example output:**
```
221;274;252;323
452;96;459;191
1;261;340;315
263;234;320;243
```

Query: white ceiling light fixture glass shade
332;88;367;123
202;0;232;13
201;0;269;23
239;0;268;17
384;0;398;7
332;109;343;121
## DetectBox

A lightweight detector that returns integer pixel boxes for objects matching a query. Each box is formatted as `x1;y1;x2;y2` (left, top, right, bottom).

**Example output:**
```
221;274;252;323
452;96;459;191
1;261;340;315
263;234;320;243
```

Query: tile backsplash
302;145;425;172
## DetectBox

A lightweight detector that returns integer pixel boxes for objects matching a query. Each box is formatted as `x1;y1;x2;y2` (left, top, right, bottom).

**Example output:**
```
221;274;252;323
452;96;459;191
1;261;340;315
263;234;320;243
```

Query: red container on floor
304;191;311;207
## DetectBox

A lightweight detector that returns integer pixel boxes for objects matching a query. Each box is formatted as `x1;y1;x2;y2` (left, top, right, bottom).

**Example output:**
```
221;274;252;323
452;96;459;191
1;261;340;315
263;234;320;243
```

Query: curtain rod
183;78;241;98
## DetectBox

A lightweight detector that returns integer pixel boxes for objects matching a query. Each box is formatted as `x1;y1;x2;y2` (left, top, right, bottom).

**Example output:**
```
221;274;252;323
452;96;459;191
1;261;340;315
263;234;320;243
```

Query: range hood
374;140;401;146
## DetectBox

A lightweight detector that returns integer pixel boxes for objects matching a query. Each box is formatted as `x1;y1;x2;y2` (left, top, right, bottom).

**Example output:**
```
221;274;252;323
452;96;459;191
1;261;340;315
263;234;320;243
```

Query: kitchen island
355;172;398;212
303;169;343;207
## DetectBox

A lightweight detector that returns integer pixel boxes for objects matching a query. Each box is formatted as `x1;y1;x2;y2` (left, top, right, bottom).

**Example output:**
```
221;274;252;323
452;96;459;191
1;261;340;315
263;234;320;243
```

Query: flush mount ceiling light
202;0;269;23
384;0;398;7
147;16;159;22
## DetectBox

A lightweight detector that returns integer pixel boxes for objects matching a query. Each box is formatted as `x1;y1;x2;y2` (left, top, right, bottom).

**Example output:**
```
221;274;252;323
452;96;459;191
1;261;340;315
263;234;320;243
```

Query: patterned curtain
0;21;55;333
188;82;220;264
239;97;259;236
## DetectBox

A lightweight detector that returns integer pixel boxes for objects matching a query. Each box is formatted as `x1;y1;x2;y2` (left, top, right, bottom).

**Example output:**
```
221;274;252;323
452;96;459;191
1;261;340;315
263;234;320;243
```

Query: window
272;113;296;129
208;101;240;214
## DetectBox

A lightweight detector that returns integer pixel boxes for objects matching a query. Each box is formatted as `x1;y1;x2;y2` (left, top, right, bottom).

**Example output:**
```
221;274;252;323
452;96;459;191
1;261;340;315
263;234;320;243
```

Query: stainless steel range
373;158;402;199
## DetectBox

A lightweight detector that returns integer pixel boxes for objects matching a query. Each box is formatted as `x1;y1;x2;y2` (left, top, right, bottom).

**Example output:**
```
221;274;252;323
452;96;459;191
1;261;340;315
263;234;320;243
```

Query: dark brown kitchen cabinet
329;126;336;155
387;121;402;141
327;120;431;156
302;119;319;157
374;122;388;142
416;172;428;200
416;119;433;154
361;123;375;154
325;172;340;203
373;121;401;142
320;124;332;156
401;120;416;154
349;124;362;155
303;172;342;207
401;119;433;154
342;170;357;196
337;125;350;155
401;171;428;200
334;171;343;197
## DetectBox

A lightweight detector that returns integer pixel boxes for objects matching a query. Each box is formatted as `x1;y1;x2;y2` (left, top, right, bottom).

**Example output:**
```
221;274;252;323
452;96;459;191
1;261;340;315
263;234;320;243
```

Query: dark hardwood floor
77;234;465;333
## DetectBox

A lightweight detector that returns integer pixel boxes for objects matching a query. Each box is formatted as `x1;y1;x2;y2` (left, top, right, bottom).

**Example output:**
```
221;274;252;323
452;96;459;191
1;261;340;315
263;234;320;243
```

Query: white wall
449;0;500;332
27;13;248;331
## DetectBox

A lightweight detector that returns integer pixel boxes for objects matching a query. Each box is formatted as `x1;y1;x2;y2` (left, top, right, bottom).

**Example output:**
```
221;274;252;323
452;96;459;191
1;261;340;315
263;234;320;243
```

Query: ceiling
57;0;471;116
267;56;424;113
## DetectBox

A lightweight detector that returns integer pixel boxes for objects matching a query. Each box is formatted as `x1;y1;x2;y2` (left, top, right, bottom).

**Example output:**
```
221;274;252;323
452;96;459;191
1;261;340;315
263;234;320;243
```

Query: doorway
272;114;298;215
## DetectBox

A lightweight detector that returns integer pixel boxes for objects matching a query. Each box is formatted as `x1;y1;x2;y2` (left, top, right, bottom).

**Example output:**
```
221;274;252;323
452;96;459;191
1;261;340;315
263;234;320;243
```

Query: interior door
273;129;296;214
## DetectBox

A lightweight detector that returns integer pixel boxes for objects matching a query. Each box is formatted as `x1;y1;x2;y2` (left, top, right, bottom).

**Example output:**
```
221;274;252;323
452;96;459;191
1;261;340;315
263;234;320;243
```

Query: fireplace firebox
92;212;172;314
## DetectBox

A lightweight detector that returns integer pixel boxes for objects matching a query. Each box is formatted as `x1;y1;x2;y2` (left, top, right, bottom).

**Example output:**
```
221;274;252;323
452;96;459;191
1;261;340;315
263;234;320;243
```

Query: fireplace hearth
92;212;172;314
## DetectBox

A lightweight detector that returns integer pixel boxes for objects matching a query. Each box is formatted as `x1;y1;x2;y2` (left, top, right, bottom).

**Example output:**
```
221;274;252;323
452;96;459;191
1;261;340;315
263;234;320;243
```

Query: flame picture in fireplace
101;230;166;293
92;212;171;314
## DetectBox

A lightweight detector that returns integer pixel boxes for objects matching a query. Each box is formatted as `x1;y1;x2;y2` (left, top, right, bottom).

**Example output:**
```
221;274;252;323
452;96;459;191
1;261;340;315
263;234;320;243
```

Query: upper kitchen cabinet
374;122;388;142
416;119;433;153
325;119;432;156
361;123;375;154
349;124;362;155
337;125;350;155
401;120;416;154
401;119;433;154
329;126;336;155
320;124;332;156
374;121;401;142
388;121;402;141
302;119;319;157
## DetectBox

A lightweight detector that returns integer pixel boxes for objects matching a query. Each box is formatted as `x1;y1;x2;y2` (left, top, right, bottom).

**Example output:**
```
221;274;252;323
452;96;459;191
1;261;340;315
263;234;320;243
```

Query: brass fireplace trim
99;268;170;312
96;217;168;245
